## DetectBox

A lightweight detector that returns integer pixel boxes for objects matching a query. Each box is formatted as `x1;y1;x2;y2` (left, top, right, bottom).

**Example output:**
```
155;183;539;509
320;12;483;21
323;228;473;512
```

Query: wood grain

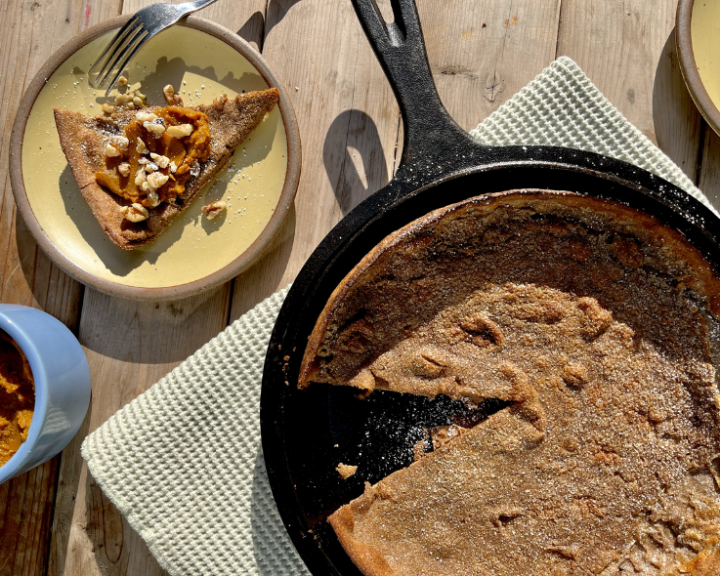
0;0;119;575
418;0;562;131
230;0;403;320
697;129;720;210
556;0;703;181
49;2;267;576
0;461;58;576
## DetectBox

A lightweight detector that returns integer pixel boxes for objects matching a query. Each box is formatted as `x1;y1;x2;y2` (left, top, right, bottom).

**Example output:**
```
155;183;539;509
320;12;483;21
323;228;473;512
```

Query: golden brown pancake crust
299;191;720;576
300;192;720;394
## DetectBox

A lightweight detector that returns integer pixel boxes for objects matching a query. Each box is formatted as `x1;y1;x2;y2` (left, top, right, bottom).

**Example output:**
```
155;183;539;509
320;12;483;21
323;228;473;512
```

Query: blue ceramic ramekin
0;305;91;484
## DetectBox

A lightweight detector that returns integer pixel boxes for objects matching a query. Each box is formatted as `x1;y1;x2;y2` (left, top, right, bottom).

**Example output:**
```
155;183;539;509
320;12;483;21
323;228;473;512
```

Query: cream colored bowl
10;15;300;300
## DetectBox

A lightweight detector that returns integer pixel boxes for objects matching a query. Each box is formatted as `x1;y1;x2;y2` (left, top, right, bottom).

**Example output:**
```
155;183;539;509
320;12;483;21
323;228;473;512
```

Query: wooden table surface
1;0;719;574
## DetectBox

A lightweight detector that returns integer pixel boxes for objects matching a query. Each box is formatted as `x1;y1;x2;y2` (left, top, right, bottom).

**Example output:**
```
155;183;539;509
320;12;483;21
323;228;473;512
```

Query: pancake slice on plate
299;191;720;576
55;87;278;249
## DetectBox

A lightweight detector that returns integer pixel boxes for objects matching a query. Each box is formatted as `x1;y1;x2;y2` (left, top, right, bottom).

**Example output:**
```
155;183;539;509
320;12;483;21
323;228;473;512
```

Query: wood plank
556;0;703;181
49;1;267;576
229;0;403;320
0;1;120;575
418;0;562;131
697;128;720;210
0;462;57;576
229;0;562;320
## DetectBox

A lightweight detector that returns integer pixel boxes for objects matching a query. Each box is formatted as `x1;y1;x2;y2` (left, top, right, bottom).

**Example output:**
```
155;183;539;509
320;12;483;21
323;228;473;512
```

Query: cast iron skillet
260;1;720;575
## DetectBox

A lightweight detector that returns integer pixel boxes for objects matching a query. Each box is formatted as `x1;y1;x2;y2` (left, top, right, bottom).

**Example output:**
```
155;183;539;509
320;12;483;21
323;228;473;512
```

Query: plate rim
676;0;720;137
9;14;301;301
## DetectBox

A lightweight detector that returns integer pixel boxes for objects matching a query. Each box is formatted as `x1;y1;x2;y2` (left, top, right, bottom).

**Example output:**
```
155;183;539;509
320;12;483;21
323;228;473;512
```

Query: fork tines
88;17;149;95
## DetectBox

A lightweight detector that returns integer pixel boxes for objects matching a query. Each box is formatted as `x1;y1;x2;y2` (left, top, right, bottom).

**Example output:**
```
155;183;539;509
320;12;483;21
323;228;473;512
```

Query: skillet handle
351;0;474;169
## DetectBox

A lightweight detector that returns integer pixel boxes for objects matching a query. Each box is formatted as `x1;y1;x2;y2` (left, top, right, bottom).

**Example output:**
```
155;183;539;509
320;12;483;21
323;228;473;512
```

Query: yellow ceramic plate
677;0;720;137
10;15;300;300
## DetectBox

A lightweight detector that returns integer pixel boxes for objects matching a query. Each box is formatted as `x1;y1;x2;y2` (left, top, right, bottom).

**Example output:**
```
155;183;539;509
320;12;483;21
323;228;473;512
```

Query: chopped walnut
144;191;161;208
166;123;193;139
104;142;121;157
117;163;131;177
137;157;150;165
112;136;129;152
114;87;146;109
136;138;149;154
101;102;116;114
118;75;128;86
168;161;178;173
132;90;146;108
134;170;146;187
119;203;148;222
144;118;165;137
115;93;133;106
162;84;174;102
146;172;169;190
162;84;183;106
150;153;170;169
201;201;227;220
135;111;158;123
144;162;159;173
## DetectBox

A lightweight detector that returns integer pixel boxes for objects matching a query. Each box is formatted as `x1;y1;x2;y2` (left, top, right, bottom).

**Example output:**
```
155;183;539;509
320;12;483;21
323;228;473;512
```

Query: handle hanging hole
375;0;396;24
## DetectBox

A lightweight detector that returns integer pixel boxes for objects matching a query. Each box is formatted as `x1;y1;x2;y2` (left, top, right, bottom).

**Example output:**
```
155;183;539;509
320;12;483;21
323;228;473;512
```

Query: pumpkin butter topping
95;106;211;208
0;333;34;468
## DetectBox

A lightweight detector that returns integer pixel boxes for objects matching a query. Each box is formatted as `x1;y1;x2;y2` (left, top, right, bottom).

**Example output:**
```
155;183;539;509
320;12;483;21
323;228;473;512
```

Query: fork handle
175;0;222;15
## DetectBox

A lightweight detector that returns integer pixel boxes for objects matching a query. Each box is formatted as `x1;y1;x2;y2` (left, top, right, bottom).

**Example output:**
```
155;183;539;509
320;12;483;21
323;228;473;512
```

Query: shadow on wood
14;212;84;332
0;457;58;576
47;400;93;576
78;285;231;363
237;11;266;51
697;126;720;209
264;0;302;44
652;29;704;182
230;205;296;321
323;109;391;216
81;465;169;575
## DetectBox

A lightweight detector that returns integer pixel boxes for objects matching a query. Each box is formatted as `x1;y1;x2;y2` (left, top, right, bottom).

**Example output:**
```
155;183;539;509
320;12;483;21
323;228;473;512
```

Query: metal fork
89;0;221;95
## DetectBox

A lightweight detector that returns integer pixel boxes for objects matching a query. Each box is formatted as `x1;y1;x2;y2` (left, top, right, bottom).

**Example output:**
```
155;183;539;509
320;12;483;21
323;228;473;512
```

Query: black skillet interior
260;1;720;576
